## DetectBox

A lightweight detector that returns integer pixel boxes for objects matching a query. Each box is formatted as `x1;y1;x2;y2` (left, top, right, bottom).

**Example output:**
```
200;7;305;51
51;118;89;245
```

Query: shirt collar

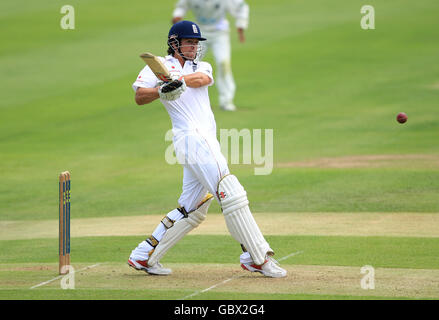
166;55;194;67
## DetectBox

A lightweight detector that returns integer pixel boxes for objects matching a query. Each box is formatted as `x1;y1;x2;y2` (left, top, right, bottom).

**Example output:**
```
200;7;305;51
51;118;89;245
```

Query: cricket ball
397;112;407;124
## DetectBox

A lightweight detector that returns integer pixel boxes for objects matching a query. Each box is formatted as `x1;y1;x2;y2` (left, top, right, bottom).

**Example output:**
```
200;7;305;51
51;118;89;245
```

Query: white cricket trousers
129;130;229;261
199;30;236;107
174;130;230;212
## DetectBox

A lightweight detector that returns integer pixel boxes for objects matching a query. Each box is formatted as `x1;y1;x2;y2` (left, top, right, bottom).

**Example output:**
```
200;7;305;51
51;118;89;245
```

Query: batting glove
158;77;186;101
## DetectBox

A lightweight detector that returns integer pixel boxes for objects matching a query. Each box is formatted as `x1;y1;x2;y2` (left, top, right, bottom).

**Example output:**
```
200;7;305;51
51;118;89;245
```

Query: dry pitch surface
4;262;437;300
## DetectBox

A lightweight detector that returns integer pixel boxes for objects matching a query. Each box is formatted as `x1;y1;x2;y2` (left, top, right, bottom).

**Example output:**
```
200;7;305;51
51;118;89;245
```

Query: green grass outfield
1;0;439;300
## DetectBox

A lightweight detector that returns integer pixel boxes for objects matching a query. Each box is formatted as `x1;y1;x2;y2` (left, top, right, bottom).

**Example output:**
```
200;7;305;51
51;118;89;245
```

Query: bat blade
140;52;172;82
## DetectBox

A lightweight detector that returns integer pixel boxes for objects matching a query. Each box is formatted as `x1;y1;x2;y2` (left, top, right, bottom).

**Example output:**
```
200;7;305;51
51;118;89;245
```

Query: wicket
59;171;71;275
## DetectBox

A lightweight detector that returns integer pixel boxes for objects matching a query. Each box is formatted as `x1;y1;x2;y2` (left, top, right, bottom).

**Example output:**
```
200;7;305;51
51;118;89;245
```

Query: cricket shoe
127;258;172;275
220;103;236;111
241;257;287;278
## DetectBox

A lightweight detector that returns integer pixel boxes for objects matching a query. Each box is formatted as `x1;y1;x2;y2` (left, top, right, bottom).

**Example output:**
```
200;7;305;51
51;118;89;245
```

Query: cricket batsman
172;0;249;111
128;21;286;278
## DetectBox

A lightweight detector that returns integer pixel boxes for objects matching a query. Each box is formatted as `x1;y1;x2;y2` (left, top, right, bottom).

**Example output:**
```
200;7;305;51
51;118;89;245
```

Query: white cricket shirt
173;0;249;32
132;55;216;140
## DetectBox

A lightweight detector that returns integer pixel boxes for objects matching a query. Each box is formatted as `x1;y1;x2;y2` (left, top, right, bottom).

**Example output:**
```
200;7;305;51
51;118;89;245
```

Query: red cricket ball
397;112;407;124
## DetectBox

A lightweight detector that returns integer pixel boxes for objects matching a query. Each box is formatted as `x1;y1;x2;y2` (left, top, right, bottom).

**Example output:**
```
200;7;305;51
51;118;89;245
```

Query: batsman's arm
135;87;159;105
183;72;211;88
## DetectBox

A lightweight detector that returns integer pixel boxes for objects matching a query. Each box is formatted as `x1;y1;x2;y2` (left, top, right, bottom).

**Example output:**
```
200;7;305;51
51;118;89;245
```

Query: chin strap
177;44;188;62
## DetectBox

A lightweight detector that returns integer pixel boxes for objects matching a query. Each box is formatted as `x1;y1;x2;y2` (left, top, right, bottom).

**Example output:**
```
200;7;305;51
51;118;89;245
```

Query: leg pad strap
147;194;214;266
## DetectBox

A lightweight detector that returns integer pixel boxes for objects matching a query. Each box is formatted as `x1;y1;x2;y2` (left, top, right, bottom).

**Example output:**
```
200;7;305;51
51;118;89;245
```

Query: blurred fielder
128;21;286;278
172;0;249;111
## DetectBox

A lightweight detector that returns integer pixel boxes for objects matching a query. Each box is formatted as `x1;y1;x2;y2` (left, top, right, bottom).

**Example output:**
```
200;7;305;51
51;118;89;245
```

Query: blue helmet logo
168;20;206;41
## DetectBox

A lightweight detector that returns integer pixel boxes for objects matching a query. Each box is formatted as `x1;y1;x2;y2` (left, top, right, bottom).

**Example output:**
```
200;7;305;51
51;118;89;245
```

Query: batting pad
218;174;273;265
148;194;214;266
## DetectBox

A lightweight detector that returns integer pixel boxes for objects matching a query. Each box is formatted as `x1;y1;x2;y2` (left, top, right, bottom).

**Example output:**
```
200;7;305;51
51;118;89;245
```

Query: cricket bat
140;52;172;82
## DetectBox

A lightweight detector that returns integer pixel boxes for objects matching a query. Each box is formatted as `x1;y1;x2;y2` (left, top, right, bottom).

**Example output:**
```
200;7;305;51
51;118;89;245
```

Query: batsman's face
180;39;199;60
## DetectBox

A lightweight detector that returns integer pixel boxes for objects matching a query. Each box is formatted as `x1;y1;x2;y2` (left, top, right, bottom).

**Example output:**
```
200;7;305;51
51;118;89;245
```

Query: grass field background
0;0;438;300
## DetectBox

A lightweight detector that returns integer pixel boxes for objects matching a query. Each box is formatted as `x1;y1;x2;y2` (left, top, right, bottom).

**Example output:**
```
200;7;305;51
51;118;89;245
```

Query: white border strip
30;263;101;289
179;251;303;300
